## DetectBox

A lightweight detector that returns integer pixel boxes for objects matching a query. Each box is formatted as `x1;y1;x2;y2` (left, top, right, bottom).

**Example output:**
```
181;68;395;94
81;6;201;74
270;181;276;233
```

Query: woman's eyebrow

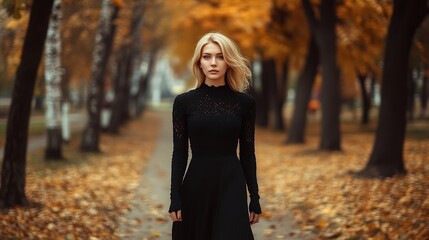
202;52;223;55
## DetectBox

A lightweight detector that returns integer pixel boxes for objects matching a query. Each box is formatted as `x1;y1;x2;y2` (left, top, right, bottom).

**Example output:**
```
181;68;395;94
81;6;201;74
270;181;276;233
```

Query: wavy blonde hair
191;32;252;92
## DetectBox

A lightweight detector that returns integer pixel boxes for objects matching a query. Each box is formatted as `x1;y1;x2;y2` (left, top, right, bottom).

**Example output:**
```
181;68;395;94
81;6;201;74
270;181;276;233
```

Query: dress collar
201;81;228;89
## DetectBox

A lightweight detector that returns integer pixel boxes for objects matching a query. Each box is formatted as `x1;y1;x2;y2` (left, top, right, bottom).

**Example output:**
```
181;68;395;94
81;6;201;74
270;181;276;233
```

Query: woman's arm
169;94;189;213
239;95;262;214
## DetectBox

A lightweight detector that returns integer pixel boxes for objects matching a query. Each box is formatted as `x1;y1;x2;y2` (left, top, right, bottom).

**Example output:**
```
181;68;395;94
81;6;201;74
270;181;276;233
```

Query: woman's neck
204;78;226;87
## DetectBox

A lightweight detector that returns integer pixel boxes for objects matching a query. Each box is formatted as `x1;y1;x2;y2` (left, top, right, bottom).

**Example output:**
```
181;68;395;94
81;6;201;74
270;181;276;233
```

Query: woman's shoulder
236;91;255;106
173;88;198;105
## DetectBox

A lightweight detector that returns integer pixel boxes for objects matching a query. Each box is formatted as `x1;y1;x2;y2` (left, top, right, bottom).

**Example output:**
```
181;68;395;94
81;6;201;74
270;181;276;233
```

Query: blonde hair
191;32;252;92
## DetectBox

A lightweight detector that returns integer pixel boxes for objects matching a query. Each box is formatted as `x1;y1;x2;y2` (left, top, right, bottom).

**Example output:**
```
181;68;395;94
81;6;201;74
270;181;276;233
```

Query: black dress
169;81;262;240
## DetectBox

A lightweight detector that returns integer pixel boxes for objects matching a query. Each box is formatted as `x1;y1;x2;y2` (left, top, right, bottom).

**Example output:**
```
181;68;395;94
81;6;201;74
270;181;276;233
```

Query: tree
302;0;341;150
357;0;429;178
357;72;373;125
287;36;319;143
109;0;144;132
0;0;55;208
44;0;63;160
80;0;115;152
273;61;289;130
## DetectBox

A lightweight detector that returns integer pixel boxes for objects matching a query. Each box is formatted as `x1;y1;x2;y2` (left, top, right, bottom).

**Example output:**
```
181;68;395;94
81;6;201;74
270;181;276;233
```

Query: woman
168;32;262;240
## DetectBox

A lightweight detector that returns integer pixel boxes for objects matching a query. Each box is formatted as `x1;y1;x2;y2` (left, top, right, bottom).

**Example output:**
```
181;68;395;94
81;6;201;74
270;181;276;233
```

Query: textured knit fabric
169;81;262;240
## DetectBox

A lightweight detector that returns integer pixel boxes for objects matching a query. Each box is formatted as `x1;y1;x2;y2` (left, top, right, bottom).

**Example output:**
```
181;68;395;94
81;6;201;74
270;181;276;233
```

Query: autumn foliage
1;0;429;239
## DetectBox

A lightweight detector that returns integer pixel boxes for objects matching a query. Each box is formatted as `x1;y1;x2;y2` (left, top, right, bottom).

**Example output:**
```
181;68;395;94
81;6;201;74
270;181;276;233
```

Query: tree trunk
136;45;159;116
287;37;319;143
120;1;145;123
81;0;114;152
120;45;132;124
61;66;70;143
303;0;341;150
108;46;128;134
273;61;288;131
358;0;428;178
358;72;371;125
420;73;428;118
0;0;54;208
257;59;274;127
407;68;415;121
44;0;63;160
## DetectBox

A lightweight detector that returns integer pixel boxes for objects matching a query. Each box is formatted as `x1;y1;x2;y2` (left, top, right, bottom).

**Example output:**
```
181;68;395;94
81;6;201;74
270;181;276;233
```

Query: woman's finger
170;211;178;221
177;210;182;221
249;212;255;224
253;214;260;224
250;212;260;224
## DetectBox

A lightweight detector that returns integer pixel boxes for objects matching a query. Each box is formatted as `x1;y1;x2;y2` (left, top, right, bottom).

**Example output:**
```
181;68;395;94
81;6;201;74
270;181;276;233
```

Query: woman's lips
209;70;219;73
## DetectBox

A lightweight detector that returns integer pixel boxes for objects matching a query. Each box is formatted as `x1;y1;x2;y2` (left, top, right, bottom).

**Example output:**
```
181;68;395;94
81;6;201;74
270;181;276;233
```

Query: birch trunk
81;0;112;152
44;0;63;160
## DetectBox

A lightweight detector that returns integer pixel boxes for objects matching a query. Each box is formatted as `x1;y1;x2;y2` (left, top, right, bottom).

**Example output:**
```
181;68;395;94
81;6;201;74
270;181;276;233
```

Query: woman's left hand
249;212;260;225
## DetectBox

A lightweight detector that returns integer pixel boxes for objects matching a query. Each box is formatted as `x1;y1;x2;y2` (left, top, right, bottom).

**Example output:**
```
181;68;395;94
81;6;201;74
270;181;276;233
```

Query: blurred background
0;0;428;239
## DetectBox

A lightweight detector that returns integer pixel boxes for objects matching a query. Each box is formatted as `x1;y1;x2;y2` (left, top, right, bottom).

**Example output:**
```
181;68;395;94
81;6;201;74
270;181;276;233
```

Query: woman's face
200;42;228;83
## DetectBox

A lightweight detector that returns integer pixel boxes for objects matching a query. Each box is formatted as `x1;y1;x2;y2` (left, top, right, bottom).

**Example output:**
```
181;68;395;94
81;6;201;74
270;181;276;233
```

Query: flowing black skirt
172;154;254;240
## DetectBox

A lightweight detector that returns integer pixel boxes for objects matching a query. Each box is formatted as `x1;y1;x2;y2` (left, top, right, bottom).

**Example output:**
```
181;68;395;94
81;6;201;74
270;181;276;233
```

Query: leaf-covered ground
0;110;428;239
0;111;161;239
256;121;429;239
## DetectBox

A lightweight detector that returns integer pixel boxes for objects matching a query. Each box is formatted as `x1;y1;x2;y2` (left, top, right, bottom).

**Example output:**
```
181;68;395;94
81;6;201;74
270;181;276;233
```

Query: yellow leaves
0;112;161;239
255;121;429;239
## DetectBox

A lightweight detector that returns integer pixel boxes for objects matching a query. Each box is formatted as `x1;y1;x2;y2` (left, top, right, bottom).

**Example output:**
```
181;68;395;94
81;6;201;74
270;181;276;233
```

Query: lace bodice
169;82;261;214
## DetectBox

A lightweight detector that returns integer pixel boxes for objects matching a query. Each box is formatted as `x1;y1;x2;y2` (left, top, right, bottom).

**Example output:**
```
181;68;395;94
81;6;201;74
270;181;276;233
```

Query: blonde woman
168;32;262;239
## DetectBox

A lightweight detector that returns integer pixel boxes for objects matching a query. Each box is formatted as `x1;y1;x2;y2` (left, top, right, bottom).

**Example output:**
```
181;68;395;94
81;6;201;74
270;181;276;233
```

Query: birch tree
44;0;63;160
81;0;113;152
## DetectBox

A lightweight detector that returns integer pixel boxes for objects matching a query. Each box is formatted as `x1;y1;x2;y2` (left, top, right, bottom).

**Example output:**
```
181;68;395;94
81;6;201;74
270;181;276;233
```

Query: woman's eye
203;55;211;60
217;55;224;60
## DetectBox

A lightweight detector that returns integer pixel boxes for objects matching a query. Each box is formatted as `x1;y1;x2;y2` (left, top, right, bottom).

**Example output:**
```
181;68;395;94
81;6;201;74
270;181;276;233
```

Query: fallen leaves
1;111;428;239
0;111;160;239
256;121;429;239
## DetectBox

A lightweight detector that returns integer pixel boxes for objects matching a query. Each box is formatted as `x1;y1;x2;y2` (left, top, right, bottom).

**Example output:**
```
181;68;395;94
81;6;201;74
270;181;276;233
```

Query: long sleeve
169;94;189;213
239;96;262;214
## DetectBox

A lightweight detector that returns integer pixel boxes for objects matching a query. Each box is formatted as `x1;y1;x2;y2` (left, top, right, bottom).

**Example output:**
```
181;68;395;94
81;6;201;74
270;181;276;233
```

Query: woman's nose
211;57;217;66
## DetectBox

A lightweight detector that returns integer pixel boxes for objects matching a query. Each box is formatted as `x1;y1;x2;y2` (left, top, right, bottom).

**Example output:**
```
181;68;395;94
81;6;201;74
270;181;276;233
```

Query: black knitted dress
169;81;262;240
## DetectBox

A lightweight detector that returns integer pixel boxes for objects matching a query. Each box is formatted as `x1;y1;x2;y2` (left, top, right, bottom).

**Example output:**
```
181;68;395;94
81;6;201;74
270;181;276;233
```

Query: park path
119;109;312;240
0;111;86;154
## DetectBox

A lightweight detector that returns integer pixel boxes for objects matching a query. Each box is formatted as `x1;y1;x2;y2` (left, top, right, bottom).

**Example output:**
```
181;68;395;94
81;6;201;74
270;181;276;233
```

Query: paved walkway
0;112;86;154
119;109;313;240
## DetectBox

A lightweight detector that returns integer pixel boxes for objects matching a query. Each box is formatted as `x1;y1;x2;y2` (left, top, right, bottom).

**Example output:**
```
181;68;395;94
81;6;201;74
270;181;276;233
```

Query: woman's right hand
169;210;182;222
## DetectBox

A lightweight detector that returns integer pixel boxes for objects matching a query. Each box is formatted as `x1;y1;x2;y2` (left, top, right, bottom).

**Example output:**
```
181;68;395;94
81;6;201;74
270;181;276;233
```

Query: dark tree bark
357;0;429;178
81;1;117;152
287;37;319;143
256;59;275;127
108;45;129;134
420;73;428;118
406;68;416;121
136;45;159;116
358;72;371;125
273;61;289;131
302;0;341;150
120;0;145;123
120;46;133;124
0;0;54;208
